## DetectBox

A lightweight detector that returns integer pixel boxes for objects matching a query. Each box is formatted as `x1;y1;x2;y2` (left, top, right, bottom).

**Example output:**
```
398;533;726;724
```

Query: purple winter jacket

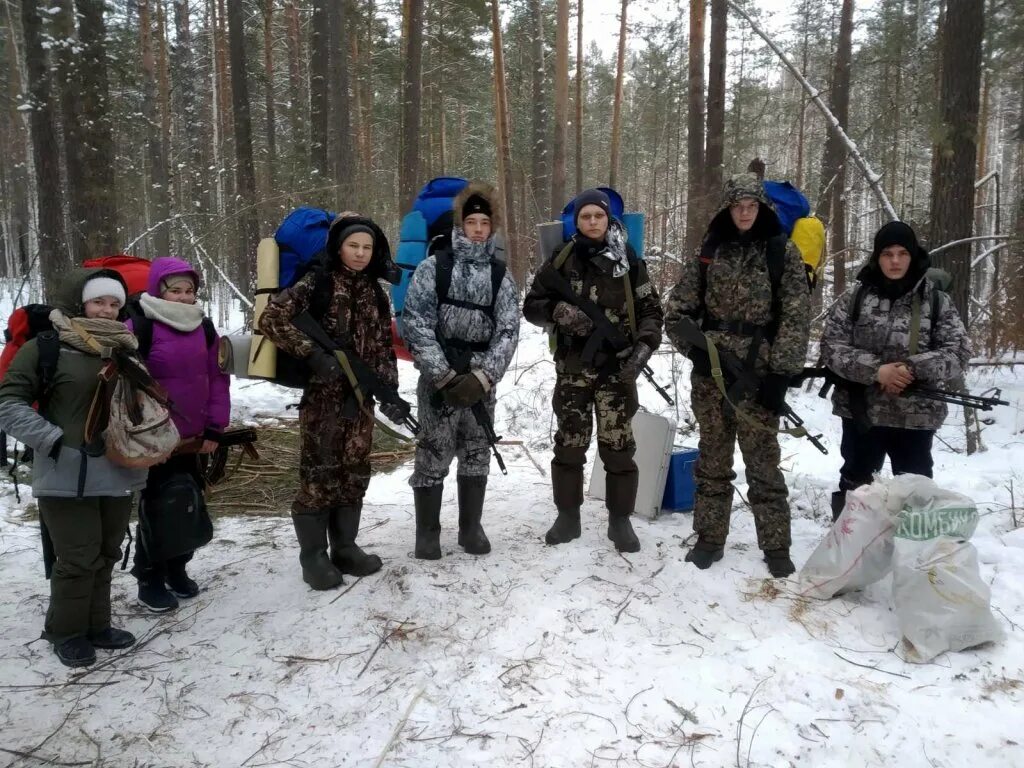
127;257;231;440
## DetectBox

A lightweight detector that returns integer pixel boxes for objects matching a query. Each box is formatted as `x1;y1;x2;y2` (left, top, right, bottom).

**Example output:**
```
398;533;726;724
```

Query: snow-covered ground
2;321;1023;767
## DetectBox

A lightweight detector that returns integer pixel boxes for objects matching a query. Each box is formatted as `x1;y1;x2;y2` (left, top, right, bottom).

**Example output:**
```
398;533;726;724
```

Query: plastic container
662;448;699;512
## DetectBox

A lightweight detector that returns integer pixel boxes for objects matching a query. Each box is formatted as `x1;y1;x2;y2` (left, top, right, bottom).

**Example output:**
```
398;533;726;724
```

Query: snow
2;322;1023;766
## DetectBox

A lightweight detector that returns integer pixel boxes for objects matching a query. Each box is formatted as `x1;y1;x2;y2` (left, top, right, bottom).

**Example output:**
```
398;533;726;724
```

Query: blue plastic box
662;448;699;512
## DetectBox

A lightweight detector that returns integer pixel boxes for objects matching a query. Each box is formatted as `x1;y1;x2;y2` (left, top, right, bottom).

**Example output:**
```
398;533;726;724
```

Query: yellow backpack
790;216;826;290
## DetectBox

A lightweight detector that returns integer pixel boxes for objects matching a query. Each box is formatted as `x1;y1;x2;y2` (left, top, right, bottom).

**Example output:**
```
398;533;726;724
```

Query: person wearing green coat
0;270;148;667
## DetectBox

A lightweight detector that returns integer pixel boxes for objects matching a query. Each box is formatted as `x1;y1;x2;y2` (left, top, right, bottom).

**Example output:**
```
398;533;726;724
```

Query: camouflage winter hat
720;173;773;209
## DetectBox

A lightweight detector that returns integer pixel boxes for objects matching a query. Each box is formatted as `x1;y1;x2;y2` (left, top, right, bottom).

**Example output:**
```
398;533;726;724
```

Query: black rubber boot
830;491;846;522
88;627;136;650
456;476;491;555
685;538;725;570
607;515;640;552
54;636;96;668
414;485;444;560
292;505;344;590
329;503;383;576
763;548;796;578
544;508;581;545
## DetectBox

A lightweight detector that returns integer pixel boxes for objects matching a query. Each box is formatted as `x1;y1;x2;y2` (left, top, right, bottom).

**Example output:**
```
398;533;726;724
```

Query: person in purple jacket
128;257;231;612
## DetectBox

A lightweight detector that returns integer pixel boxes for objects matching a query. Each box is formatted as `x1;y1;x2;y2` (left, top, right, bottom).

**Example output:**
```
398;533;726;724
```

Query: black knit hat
336;223;375;249
462;193;492;220
872;221;919;260
573;188;611;229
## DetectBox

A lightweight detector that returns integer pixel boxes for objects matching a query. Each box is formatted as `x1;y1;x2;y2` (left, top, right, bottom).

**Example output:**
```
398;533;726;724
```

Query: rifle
439;347;507;475
534;265;674;405
175;427;261;485
671;315;828;454
292;311;420;435
797;367;1009;412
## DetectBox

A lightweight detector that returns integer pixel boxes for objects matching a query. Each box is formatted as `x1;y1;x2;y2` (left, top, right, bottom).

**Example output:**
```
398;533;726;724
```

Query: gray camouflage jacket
403;229;520;389
820;277;970;430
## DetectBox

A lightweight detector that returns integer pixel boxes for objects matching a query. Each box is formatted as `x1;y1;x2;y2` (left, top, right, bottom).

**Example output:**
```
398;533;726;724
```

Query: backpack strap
850;283;867;325
35;331;61;409
133;316;154;360
201;317;217;349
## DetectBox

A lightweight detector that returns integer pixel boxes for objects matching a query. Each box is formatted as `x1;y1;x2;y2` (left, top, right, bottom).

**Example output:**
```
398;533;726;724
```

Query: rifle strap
908;292;922;356
331;348;415;444
550;240;639;343
704;336;808;439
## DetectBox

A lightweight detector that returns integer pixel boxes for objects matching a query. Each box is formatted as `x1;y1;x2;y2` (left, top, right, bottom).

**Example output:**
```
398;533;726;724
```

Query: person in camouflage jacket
402;181;519;560
258;215;399;590
664;173;810;577
820;221;970;520
523;188;663;554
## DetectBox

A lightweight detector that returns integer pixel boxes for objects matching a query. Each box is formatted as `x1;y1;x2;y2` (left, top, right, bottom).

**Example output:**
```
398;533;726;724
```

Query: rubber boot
830;491;846;522
456;476;491;555
763;548;796;578
292;505;344;590
328;503;383;576
607;515;640;552
414;485;444;560
685;538;725;570
545;508;582;545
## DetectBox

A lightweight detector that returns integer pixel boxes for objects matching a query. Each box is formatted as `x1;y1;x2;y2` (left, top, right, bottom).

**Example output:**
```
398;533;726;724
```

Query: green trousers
39;496;132;644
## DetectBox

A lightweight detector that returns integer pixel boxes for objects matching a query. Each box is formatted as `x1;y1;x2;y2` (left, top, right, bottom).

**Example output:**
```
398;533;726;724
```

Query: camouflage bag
103;372;180;468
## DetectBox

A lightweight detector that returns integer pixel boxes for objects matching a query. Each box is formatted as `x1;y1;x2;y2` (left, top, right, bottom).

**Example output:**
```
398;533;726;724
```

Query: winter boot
137;571;179;613
685;538;725;570
607;515;640;553
456;476;491;555
545;508;582;545
328;503;383;576
414;485;444;560
292;505;345;590
88;627;136;650
54;636;96;668
830;491;846;522
166;563;200;598
763;548;796;578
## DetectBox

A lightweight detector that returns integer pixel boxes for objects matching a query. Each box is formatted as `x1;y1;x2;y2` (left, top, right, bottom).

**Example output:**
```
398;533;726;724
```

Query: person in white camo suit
402;181;520;560
820;220;970;521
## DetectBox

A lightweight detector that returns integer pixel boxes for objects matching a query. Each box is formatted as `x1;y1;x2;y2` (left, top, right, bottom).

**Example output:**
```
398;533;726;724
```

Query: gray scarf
451;227;496;263
139;292;205;332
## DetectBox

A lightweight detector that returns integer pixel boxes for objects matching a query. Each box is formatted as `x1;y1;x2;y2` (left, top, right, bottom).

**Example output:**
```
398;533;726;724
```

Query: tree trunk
818;0;854;297
173;0;207;215
264;0;278;194
227;0;260;289
310;0;329;179
330;0;353;208
139;0;171;256
156;0;174;246
285;0;306;189
609;0;628;187
685;0;706;254
491;0;519;281
399;0;424;211
928;0;984;323
53;0;87;262
705;0;727;197
21;0;66;300
528;0;548;223
575;0;584;195
551;0;569;217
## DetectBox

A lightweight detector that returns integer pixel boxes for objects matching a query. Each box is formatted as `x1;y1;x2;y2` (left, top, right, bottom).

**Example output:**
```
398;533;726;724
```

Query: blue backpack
559;187;646;258
392;177;469;323
275;206;337;289
763;181;810;235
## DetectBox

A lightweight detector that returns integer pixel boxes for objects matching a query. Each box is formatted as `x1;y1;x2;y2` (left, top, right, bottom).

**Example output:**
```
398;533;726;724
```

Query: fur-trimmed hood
452;181;503;234
324;214;400;284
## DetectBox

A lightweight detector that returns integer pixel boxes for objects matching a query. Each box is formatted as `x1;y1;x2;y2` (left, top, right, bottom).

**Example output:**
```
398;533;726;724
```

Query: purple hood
148;257;201;297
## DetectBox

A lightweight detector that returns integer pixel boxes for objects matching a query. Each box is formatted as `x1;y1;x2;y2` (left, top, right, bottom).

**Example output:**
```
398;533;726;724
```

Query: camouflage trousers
690;373;791;550
552;368;639;517
410;376;496;488
297;382;375;508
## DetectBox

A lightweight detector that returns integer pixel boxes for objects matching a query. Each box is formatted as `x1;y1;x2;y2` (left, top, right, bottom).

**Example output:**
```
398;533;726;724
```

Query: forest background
1;0;1022;360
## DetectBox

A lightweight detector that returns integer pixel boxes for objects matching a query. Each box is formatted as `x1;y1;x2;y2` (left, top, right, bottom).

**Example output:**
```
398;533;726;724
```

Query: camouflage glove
552;301;594;336
442;371;488;408
618;342;653;379
306;348;342;381
379;400;410;424
757;373;790;415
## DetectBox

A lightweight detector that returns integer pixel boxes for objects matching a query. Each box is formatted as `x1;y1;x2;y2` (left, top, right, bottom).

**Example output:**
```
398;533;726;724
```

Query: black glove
618;342;653;379
306;348;342;381
552;302;594;336
379;400;410;424
758;373;790;415
687;347;712;376
441;372;488;408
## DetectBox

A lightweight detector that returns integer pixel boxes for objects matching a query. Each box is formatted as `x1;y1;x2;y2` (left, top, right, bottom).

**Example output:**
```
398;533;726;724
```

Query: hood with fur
452;181;503;234
323;214;399;285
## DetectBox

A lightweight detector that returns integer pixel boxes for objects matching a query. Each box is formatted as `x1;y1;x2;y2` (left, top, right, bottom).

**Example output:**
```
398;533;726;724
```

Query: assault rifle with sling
436;346;508;475
534;264;674;405
671;315;828;455
291;311;420;435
